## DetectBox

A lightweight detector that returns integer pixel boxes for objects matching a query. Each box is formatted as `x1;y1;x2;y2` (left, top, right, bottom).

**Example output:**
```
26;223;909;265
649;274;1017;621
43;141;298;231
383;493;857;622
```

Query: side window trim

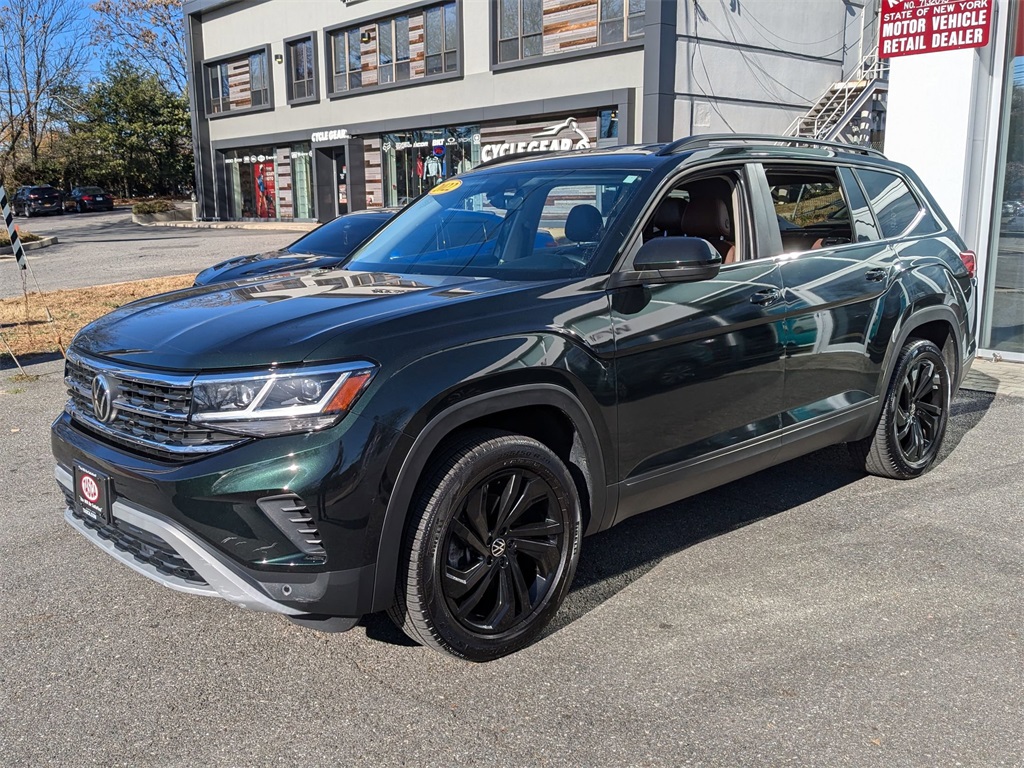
745;162;783;259
837;165;882;243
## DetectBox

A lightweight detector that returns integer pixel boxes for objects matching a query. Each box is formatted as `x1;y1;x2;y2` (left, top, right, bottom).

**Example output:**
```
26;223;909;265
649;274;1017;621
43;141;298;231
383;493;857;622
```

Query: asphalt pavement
1;358;1021;766
1;209;298;298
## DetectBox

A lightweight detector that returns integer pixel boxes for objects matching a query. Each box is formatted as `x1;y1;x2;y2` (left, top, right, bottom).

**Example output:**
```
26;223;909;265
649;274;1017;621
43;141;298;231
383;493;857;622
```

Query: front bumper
51;407;399;620
57;464;303;614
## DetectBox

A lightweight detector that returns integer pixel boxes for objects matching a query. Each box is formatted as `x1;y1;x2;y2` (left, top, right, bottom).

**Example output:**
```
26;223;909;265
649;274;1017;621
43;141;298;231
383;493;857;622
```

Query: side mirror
610;236;723;288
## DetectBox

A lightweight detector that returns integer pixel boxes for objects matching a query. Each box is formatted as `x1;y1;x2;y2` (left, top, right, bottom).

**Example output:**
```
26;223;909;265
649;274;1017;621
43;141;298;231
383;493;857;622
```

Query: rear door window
765;167;853;253
855;169;921;238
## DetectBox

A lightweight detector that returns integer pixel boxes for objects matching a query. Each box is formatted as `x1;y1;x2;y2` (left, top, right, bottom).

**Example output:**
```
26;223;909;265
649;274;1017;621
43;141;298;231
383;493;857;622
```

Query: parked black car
65;186;115;213
12;185;63;217
52;136;977;661
194;208;399;285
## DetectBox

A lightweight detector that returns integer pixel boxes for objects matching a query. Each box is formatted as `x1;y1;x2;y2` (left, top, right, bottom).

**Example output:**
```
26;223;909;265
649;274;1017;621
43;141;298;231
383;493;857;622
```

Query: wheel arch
369;383;611;612
855;303;965;445
878;304;965;399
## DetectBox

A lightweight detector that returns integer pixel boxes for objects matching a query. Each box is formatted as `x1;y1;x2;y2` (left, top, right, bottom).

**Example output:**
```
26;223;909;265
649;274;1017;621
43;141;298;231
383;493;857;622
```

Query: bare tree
0;0;88;183
91;0;187;94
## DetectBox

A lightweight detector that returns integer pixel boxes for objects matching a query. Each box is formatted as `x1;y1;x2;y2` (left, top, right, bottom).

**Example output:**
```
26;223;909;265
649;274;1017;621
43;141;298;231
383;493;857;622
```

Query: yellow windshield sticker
429;179;463;195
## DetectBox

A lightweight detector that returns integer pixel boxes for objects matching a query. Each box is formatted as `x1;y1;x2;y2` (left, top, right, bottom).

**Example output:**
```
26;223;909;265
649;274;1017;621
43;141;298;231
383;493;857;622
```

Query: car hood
72;270;520;371
193;250;341;285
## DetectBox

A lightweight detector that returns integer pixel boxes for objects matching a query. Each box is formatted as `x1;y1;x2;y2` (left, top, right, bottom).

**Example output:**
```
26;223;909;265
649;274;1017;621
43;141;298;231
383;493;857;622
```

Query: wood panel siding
542;0;598;55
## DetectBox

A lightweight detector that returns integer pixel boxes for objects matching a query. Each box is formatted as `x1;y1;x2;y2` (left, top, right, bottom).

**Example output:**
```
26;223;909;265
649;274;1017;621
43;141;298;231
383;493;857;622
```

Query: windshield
288;214;393;258
344;169;648;280
81;187;105;195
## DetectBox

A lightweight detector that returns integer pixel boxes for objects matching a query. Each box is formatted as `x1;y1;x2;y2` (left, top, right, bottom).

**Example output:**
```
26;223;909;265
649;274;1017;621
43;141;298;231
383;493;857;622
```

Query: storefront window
985;8;1024;355
224;142;315;221
381;125;480;207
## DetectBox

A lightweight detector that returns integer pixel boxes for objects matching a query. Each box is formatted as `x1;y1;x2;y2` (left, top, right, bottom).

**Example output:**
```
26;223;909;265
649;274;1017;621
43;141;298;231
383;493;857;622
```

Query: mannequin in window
424;155;442;184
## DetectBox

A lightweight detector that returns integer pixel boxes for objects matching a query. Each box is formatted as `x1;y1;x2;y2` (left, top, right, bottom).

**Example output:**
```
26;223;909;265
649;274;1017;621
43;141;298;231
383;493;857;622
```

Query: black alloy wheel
390;429;582;661
442;467;566;634
853;338;951;479
78;201;86;213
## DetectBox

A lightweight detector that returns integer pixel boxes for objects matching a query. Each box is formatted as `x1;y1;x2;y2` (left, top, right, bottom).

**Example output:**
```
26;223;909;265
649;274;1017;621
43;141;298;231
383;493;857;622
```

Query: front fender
361;334;615;612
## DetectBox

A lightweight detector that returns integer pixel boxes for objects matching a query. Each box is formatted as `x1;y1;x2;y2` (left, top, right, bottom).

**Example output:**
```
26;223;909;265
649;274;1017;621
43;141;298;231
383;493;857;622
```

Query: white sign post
1;186;27;270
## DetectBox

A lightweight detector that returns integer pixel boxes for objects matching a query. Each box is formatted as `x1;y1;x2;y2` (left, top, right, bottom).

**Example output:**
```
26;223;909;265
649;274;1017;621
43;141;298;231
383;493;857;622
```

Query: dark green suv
52;136;977;661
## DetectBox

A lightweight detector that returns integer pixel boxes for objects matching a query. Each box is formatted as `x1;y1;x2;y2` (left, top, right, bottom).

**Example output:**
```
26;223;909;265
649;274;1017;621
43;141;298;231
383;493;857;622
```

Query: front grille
61;488;205;584
65;352;242;460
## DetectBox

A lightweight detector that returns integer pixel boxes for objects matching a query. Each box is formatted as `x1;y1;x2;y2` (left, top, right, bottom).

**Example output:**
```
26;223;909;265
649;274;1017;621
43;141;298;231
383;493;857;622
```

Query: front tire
851;339;951;479
389;429;582;661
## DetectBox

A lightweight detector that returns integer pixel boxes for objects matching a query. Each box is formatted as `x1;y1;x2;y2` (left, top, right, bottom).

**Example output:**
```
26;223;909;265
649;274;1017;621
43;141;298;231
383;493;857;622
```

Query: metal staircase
787;52;890;148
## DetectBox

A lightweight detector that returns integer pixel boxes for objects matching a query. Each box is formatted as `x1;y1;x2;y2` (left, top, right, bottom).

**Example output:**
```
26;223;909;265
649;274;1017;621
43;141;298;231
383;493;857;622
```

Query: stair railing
786;51;890;139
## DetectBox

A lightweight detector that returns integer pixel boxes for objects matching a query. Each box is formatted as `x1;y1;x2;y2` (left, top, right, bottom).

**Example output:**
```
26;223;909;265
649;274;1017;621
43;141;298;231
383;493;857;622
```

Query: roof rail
656;134;885;158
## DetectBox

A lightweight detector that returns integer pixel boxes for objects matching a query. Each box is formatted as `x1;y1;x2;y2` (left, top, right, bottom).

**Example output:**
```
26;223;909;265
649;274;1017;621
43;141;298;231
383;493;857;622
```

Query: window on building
286;35;317;102
378;20;394;84
205;49;270;115
499;0;643;63
396;15;411;80
599;0;645;45
498;0;543;63
328;2;458;96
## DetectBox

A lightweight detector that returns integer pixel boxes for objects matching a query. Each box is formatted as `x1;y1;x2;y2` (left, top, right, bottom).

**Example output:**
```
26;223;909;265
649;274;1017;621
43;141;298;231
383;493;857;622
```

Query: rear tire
850;339;950;479
389;429;582;661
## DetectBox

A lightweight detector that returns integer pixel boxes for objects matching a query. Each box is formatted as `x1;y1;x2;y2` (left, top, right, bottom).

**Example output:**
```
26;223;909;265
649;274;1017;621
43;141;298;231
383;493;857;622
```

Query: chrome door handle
865;268;888;282
749;288;782;306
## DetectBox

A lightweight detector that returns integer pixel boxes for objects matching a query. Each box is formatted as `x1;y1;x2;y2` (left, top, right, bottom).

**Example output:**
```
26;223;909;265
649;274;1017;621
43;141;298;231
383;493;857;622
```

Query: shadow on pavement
361;391;994;649
1;350;65;371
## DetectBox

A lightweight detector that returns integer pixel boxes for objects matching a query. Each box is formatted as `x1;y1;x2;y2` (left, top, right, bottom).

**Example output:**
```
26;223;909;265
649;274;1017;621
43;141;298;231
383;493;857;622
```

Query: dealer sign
879;0;991;58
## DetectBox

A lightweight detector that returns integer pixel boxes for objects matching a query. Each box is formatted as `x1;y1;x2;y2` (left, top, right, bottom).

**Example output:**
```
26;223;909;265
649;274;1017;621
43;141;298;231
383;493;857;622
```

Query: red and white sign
80;475;100;504
879;0;992;58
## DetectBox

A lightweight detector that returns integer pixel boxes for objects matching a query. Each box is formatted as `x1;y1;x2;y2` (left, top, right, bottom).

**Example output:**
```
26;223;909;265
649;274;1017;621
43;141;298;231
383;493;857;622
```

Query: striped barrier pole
1;185;28;270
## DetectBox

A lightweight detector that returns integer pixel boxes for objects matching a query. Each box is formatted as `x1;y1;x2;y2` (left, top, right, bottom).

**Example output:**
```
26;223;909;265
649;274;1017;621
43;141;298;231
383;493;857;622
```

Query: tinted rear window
856;169;921;238
287;215;391;258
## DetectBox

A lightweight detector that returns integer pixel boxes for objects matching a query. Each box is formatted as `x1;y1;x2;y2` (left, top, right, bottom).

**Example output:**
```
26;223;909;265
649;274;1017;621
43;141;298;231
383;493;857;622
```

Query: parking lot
2;210;1023;765
1;353;1022;765
2;209;299;298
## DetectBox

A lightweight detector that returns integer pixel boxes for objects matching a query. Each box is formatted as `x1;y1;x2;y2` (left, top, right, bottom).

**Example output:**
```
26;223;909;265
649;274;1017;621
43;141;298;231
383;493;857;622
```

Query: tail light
28;194;39;199
82;196;93;201
959;250;976;278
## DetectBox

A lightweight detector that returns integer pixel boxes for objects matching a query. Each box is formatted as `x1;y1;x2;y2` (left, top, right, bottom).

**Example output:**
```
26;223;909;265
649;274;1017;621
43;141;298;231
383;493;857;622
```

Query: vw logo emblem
91;374;118;424
490;538;507;558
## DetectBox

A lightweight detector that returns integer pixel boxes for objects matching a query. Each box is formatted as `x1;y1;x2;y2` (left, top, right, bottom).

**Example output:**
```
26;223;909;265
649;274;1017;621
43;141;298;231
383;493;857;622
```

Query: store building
184;0;871;221
183;0;1023;362
884;0;1023;360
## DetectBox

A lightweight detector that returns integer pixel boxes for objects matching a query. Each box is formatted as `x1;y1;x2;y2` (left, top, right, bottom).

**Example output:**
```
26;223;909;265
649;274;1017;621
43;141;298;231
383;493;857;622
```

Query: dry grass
0;274;194;360
1;229;42;245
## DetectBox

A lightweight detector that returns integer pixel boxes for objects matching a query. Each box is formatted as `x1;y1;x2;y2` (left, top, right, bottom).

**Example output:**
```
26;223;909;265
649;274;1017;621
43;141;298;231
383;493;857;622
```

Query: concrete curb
140;220;316;233
961;357;1024;398
132;209;194;225
0;235;59;257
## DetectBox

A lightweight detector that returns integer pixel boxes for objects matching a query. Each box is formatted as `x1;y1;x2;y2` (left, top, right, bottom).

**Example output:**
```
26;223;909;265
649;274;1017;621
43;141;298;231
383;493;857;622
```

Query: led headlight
190;361;376;437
